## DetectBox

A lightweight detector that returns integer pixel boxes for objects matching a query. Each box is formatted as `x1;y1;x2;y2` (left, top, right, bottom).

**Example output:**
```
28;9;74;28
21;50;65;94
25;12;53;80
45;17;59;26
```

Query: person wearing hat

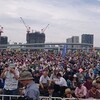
1;63;19;100
64;88;74;99
19;70;40;100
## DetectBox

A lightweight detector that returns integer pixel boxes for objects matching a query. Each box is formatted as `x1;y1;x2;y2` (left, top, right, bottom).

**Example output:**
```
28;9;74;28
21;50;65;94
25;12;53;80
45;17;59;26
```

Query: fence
0;95;98;100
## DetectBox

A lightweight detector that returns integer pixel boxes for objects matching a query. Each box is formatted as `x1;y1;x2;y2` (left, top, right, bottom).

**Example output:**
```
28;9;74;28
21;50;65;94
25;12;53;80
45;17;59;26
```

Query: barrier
0;95;76;100
0;95;98;100
0;95;20;100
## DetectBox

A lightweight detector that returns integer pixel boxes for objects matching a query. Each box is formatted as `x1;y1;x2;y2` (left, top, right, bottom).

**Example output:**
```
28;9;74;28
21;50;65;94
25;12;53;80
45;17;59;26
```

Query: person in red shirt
87;82;100;99
84;77;92;90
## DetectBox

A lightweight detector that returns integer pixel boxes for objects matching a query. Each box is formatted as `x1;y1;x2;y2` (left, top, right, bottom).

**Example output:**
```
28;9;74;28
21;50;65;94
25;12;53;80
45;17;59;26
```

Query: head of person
96;75;100;81
54;69;59;75
73;74;77;79
19;70;34;86
65;88;72;98
8;63;16;73
43;71;48;77
77;81;83;88
9;63;16;69
34;71;39;77
48;85;54;95
86;77;92;82
57;73;62;79
91;84;97;92
91;81;97;91
96;80;100;89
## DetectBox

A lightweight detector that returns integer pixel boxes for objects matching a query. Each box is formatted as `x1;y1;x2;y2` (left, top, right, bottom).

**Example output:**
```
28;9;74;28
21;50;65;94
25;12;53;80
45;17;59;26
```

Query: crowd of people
0;49;100;100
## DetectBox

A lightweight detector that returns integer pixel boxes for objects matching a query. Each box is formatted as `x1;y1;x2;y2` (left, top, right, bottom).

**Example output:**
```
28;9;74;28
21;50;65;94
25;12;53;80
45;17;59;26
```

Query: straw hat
65;88;72;94
19;70;33;81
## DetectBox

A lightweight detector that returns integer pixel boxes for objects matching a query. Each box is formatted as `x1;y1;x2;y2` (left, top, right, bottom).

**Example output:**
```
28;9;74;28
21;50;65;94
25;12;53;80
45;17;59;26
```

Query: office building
0;36;8;48
66;36;80;49
66;38;72;48
81;34;94;47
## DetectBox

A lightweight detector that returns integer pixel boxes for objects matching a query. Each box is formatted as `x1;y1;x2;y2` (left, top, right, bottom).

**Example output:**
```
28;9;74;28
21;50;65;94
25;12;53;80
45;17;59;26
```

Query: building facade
81;34;94;47
0;36;8;48
66;36;80;49
26;32;45;47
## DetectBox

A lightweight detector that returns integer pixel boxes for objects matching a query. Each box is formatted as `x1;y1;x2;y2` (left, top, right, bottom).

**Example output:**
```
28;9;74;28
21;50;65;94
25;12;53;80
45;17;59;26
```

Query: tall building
66;38;72;48
81;34;94;47
0;36;8;48
66;36;80;49
26;32;45;47
72;36;79;48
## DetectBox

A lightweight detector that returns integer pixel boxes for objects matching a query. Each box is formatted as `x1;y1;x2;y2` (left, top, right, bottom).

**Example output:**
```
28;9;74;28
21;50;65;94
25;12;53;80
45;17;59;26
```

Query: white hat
9;63;15;68
67;68;71;71
73;74;77;77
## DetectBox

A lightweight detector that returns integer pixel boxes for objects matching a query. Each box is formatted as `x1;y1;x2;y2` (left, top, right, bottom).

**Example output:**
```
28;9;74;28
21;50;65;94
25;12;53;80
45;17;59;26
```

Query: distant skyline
0;0;100;46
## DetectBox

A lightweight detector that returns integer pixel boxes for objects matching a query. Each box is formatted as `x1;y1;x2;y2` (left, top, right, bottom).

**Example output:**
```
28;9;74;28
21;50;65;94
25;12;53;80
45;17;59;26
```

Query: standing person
1;63;19;100
19;70;40;100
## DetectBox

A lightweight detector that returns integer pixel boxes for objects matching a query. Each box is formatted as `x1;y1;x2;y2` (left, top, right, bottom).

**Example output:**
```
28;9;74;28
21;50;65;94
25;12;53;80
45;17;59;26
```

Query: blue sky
0;0;100;46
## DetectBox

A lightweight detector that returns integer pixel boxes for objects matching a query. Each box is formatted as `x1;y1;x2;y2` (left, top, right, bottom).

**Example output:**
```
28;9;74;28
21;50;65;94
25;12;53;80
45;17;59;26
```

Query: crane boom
20;17;31;33
0;25;3;36
41;24;49;33
20;17;28;29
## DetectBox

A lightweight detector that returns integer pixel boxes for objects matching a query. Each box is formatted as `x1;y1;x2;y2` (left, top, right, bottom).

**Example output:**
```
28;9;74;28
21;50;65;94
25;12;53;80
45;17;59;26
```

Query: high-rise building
66;36;80;49
26;32;45;47
0;36;8;48
66;38;72;48
81;34;94;47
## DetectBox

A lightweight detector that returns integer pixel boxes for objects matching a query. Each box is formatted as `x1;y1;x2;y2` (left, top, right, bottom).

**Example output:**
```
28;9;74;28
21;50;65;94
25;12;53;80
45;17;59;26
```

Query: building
72;36;79;49
66;36;80;49
0;36;8;48
81;34;94;47
26;32;45;47
66;38;72;48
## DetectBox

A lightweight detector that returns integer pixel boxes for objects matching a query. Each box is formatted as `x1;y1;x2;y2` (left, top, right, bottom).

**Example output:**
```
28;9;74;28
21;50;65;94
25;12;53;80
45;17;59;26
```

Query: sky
0;0;100;46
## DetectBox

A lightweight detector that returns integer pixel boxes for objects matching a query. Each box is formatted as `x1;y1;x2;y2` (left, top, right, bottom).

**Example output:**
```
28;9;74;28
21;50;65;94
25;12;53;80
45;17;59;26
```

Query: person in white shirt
39;71;51;95
39;71;51;88
54;73;67;87
53;73;67;97
1;63;19;100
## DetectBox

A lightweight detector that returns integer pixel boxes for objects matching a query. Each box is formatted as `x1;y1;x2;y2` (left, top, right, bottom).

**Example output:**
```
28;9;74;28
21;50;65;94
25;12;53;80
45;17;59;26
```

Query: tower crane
41;24;49;33
0;25;3;36
20;17;31;33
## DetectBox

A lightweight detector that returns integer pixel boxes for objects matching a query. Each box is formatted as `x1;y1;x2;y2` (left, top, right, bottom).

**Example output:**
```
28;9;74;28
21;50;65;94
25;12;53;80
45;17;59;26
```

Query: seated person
75;81;87;99
64;88;74;99
87;81;100;99
39;71;51;95
45;85;60;97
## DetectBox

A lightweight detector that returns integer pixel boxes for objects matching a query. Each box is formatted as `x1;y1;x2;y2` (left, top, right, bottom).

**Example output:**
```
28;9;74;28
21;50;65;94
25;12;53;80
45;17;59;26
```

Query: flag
62;45;67;58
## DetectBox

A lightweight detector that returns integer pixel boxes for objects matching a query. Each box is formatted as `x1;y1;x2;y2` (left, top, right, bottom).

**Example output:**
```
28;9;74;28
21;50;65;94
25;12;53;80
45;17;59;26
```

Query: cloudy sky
0;0;100;46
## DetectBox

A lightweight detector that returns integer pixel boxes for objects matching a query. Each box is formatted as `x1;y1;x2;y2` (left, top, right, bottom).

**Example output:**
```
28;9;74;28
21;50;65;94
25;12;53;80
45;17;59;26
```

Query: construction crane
0;25;3;36
41;24;49;33
20;17;31;33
